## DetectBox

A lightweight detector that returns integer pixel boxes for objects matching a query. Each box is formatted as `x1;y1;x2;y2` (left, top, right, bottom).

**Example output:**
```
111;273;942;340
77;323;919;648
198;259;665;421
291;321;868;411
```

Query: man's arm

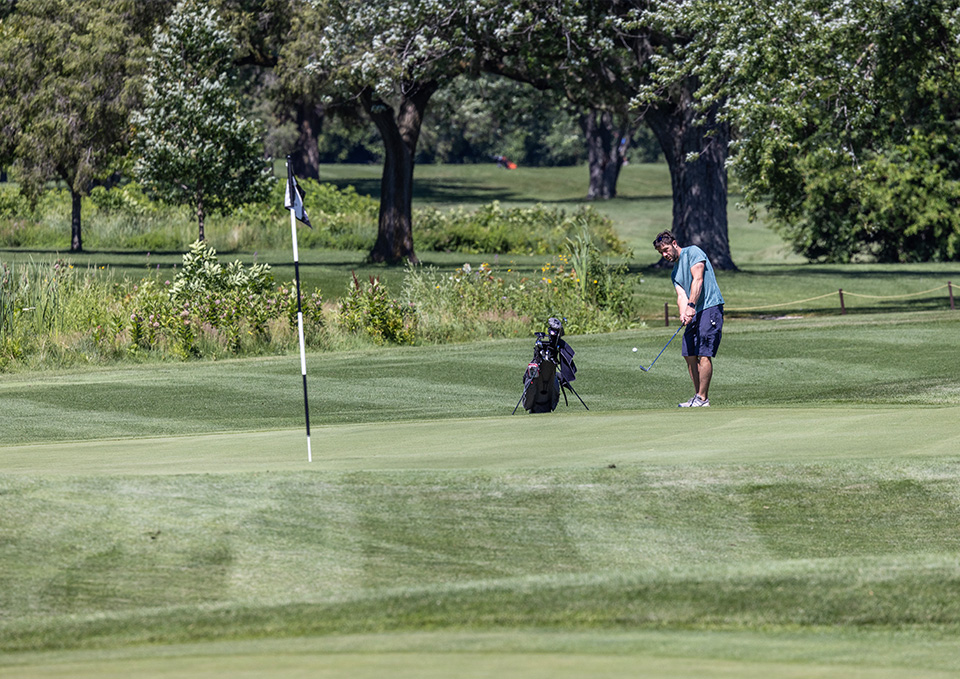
680;262;705;324
676;284;689;323
687;262;705;307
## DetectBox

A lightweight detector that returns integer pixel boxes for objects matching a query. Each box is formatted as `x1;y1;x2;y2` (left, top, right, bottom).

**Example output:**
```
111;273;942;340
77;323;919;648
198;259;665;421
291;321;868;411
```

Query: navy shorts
682;305;723;357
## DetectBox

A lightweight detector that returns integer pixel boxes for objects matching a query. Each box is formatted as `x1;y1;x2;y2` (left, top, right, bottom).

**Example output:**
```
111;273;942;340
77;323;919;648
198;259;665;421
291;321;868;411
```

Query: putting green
3;629;959;678
2;405;957;476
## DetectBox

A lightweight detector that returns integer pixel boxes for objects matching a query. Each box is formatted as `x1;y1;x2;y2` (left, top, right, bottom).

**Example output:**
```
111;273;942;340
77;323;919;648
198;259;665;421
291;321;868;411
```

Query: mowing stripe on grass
1;406;958;475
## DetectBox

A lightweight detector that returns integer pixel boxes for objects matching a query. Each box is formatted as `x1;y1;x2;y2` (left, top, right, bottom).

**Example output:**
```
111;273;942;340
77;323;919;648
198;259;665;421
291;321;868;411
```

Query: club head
639;365;650;372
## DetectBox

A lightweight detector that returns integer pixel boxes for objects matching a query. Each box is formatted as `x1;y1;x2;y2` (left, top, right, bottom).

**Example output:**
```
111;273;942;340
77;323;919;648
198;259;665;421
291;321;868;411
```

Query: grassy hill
2;310;960;677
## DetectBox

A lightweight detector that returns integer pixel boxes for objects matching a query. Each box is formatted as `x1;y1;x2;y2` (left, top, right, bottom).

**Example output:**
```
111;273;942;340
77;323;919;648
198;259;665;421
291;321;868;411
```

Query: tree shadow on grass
327;175;674;206
326;176;525;204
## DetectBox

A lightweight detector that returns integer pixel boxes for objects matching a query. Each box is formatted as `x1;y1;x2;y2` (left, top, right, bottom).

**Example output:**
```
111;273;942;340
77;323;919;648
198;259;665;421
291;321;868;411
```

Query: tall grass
0;248;325;371
403;245;638;341
0;234;642;370
0;259;114;368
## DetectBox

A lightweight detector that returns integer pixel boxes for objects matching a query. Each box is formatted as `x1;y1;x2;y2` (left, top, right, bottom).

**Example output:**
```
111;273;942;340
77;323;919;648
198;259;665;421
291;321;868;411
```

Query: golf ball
632;347;638;352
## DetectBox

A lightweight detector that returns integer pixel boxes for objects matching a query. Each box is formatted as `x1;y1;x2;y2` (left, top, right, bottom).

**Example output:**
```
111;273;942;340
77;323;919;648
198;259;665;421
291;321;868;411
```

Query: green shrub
0;185;37;219
338;272;417;345
401;242;640;343
88;183;156;215
155;240;314;355
414;202;628;256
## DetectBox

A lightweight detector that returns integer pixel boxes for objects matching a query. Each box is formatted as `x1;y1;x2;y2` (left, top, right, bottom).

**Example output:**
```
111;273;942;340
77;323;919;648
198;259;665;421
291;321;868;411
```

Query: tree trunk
361;81;438;264
291;102;323;180
580;109;630;200
645;90;736;270
70;188;83;252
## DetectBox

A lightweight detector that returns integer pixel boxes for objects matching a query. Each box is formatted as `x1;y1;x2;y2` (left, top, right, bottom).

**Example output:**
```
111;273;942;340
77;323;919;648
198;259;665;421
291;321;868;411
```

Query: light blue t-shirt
671;245;724;312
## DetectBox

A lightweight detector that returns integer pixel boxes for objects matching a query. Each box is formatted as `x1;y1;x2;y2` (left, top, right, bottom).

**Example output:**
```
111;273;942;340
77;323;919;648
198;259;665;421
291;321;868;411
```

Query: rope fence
662;282;955;325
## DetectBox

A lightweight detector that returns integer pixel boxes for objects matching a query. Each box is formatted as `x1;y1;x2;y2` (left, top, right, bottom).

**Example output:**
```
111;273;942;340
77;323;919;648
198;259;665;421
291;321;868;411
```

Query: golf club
636;323;684;372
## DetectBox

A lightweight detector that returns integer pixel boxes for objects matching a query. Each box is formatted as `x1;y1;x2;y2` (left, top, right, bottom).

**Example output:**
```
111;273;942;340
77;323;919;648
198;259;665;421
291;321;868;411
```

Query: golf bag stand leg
512;383;531;415
562;381;589;410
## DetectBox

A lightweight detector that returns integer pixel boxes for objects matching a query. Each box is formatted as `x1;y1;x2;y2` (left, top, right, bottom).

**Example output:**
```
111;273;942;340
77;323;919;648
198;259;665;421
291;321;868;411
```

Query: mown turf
2;310;960;677
1;312;958;445
3;452;960;677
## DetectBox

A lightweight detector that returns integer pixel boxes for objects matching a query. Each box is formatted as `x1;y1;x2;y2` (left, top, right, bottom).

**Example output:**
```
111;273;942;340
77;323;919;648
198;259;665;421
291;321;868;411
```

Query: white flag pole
289;190;312;463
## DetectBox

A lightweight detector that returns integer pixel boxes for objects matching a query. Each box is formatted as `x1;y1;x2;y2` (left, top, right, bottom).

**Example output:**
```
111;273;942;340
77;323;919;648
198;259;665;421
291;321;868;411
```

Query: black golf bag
514;317;587;414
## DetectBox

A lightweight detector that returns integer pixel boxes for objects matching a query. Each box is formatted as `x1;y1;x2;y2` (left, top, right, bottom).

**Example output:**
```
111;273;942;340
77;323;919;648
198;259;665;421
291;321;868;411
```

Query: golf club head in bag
514;317;587;414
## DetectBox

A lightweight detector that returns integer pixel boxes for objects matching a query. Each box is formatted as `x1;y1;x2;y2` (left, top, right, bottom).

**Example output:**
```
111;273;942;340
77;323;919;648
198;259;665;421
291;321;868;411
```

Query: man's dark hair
653;230;676;247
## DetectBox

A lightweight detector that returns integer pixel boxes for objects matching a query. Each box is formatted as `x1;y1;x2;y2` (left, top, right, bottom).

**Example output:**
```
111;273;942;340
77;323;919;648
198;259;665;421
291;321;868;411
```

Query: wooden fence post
664;302;669;327
839;289;846;315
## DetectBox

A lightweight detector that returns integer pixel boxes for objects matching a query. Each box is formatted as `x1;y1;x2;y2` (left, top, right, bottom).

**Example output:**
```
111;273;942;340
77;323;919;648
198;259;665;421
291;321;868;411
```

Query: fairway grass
3;312;960;676
3;629;960;678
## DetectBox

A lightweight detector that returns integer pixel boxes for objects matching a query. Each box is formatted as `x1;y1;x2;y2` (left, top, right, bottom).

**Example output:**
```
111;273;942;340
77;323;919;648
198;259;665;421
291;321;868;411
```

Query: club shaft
643;324;683;370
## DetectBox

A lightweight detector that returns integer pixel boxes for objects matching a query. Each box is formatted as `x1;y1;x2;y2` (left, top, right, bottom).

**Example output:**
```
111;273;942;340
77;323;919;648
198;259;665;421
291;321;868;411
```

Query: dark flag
284;158;312;228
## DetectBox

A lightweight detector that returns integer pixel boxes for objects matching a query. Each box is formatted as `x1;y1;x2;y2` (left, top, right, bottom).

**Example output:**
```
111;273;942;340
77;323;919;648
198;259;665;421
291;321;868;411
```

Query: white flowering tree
133;0;273;242
307;0;496;263
640;0;960;262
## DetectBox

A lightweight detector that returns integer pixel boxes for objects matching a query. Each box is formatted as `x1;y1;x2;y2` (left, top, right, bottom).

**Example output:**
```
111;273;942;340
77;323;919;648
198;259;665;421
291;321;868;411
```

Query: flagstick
290;207;312;462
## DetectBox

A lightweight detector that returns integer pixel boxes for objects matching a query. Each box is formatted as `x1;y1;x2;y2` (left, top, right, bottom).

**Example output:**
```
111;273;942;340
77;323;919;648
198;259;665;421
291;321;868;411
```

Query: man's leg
696;356;713;400
685;355;700;395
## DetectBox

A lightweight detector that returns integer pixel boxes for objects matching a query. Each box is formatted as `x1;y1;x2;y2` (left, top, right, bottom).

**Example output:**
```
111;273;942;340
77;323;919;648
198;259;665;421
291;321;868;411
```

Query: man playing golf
653;231;725;407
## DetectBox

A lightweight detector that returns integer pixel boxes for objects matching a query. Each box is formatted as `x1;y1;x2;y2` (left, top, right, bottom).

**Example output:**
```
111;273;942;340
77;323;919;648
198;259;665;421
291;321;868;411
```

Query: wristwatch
687;302;696;308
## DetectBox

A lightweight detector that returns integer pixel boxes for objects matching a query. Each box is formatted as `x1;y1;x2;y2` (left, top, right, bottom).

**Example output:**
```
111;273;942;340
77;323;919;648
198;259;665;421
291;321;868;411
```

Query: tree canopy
3;0;958;263
0;0;155;251
642;0;960;262
466;0;737;267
